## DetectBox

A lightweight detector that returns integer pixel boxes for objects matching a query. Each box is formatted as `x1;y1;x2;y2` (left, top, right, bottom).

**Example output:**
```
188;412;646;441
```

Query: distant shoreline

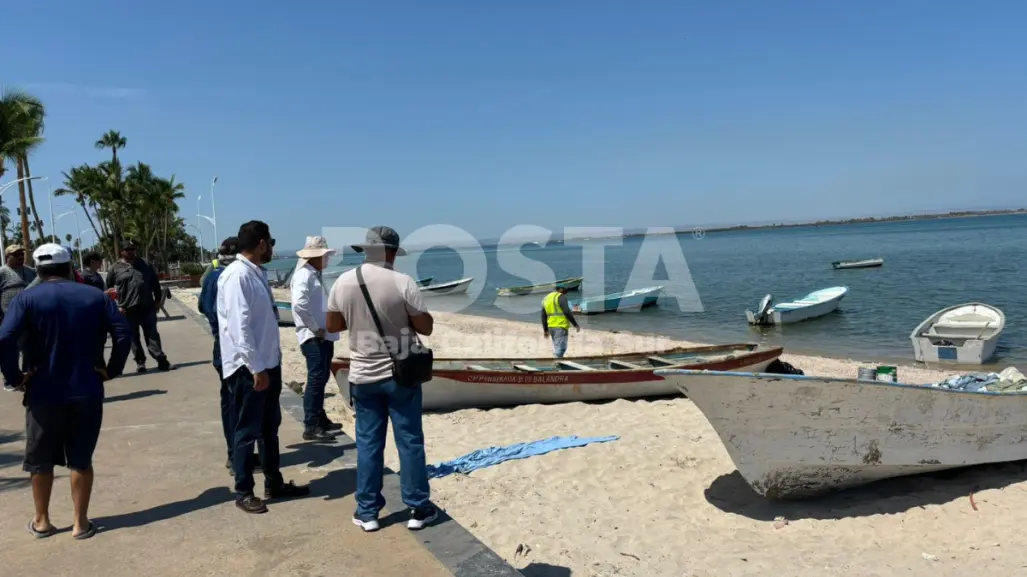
270;208;1027;255
630;208;1027;238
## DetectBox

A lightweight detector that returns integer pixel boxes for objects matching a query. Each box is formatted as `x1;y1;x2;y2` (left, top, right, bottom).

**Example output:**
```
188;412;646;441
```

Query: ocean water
268;214;1027;367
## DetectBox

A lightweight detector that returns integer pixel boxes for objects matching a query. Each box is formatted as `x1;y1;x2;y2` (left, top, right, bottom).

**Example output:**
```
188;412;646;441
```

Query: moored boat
420;277;473;296
569;286;663;315
497;277;583;296
746;286;847;326
910;302;1005;365
831;257;883;269
333;343;783;410
657;369;1027;498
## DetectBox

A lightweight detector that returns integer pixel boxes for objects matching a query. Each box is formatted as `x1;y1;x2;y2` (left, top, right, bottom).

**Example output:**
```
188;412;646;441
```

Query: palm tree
95;130;126;164
0;88;44;247
20;99;46;243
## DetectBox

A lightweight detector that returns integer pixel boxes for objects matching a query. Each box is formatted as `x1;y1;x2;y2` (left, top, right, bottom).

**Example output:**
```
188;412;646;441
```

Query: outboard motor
753;294;774;325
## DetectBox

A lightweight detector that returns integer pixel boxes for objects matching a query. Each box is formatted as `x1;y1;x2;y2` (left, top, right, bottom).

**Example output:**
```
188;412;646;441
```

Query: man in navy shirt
0;243;132;540
198;237;261;473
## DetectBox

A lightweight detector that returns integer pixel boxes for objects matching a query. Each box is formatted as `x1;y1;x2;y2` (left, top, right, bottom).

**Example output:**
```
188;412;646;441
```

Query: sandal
73;521;99;540
27;520;57;539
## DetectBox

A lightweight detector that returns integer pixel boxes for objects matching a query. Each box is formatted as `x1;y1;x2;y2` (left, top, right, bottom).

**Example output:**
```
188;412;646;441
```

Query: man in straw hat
290;236;343;441
0;244;36;392
326;226;438;532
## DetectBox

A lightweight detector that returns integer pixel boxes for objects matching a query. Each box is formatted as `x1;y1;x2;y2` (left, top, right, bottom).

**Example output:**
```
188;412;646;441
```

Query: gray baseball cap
351;226;406;256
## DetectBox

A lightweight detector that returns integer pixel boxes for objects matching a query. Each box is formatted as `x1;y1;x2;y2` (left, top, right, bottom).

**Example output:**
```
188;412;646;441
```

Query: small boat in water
496;277;583;296
910;302;1005;364
332;343;783;410
420;277;473;296
657;368;1027;498
831;257;883;270
746;286;847;326
569;286;663;315
275;301;294;325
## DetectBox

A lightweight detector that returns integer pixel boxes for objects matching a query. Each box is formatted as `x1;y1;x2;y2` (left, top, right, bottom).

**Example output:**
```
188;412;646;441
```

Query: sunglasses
11;252;24;257
269;238;276;247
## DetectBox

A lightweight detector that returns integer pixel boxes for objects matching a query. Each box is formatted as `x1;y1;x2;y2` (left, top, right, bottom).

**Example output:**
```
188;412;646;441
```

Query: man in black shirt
80;252;105;291
106;242;173;373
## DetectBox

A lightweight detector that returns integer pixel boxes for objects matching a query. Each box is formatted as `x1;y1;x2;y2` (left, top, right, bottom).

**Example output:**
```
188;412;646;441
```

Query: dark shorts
24;401;104;474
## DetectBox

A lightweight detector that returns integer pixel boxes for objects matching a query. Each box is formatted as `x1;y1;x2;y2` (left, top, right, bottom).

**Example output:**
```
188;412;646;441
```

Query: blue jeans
227;366;283;498
351;378;430;521
300;338;335;431
550;328;569;358
216;361;262;464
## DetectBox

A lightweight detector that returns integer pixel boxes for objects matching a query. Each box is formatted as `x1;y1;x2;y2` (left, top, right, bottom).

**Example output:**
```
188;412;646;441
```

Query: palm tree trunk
16;159;31;248
23;158;45;243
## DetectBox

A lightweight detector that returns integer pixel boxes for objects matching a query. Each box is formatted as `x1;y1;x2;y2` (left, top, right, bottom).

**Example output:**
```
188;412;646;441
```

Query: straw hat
296;236;336;261
5;244;25;256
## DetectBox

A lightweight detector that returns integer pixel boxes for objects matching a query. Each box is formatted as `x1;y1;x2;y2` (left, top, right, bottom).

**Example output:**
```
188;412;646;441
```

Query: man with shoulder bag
326;226;436;533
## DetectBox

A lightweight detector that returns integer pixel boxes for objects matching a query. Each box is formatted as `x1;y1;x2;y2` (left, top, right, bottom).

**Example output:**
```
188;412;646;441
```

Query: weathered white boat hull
275;303;294;325
333;350;781;411
662;370;1027;498
910;302;1005;365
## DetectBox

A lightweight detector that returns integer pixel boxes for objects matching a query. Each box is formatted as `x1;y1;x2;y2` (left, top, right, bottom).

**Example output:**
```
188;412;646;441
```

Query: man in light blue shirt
217;220;309;514
290;236;342;441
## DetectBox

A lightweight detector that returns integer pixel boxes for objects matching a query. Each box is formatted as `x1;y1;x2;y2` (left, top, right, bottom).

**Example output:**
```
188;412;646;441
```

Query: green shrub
181;262;205;276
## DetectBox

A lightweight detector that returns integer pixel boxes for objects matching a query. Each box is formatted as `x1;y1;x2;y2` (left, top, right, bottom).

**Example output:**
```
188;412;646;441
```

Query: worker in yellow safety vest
541;283;580;358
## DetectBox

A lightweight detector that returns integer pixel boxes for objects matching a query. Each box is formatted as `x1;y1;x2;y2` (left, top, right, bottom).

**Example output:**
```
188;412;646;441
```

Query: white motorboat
910;302;1005;364
831;257;883;270
746;286;848;326
420;277;473;296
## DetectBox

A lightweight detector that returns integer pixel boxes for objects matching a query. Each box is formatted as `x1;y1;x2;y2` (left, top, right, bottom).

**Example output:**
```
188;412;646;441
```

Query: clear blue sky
5;1;1026;249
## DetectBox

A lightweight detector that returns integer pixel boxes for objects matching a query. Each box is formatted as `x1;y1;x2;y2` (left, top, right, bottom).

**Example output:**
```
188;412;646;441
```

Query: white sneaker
407;507;438;530
352;517;380;532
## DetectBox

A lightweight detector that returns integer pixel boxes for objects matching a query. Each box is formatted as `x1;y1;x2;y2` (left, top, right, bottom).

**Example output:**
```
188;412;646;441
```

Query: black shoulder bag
355;265;434;387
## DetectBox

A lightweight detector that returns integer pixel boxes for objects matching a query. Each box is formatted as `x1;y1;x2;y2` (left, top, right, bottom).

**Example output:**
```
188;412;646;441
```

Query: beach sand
173;288;1027;576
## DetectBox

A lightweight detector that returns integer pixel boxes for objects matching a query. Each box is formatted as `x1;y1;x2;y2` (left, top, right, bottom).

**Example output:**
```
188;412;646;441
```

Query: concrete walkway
0;299;519;577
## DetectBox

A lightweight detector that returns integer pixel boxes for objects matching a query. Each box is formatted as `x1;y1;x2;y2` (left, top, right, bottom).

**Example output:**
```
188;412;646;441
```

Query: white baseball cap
33;243;73;266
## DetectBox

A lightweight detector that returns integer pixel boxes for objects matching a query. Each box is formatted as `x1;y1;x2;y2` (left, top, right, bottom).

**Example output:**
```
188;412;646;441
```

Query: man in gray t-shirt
326;226;437;533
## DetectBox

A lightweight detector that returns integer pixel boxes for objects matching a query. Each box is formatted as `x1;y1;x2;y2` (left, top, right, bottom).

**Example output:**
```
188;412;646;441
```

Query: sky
4;1;1027;250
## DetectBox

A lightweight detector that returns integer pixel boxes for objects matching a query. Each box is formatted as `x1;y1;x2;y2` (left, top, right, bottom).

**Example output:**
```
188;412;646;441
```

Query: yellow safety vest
543;291;570;330
212;258;219;268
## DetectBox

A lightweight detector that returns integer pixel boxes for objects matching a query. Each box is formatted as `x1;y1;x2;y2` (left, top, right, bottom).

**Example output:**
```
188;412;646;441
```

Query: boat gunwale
657;368;1027;397
331;342;766;374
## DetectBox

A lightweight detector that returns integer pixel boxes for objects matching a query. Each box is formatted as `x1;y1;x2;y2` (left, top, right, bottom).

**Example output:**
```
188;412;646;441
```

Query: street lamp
196;195;205;262
79;228;95;271
0;175;46;267
210;176;219;250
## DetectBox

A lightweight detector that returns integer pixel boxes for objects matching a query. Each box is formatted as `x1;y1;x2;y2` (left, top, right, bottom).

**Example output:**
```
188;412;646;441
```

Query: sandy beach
172;288;1027;576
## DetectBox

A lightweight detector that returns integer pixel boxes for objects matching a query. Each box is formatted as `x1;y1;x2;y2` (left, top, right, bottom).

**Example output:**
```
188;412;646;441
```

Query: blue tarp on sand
426;435;620;479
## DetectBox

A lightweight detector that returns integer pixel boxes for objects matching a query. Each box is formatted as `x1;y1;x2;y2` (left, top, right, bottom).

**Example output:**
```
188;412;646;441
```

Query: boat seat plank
609;360;645;370
513;364;541;372
934;321;993;330
556;360;595;371
467;364;495;371
647;356;679;366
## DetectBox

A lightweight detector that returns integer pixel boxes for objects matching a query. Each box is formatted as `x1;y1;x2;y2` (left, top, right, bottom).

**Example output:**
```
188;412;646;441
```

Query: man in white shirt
290;236;342;441
217;220;309;514
326;226;437;532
